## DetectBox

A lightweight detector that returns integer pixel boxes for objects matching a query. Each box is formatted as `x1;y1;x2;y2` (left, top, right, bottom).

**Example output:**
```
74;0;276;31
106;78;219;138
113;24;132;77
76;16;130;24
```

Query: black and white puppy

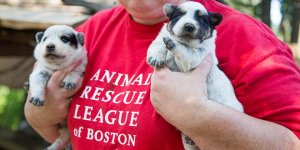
147;2;243;150
29;25;87;150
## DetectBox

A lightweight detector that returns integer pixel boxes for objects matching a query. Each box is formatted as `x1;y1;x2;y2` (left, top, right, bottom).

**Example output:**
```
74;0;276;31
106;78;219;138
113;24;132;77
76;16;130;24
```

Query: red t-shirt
68;0;300;149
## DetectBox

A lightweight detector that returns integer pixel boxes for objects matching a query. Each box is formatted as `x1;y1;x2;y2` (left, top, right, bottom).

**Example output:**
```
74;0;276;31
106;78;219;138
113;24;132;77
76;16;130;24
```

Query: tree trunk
290;1;300;43
261;0;271;27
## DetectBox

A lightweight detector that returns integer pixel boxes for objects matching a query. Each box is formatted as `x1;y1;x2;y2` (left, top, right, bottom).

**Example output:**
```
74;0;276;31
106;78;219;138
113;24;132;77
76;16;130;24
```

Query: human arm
24;61;82;143
150;55;300;149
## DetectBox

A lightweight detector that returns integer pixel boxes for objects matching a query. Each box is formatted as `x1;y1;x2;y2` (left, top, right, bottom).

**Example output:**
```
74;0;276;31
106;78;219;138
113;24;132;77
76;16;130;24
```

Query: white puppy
147;2;243;150
29;25;87;150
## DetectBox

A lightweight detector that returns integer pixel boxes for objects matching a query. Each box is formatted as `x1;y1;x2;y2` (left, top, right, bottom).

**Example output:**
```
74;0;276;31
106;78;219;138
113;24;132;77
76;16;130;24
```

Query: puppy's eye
171;10;185;19
43;37;47;42
60;35;70;43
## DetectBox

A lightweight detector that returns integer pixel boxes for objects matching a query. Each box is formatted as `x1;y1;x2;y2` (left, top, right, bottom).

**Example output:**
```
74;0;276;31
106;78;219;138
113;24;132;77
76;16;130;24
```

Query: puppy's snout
46;44;55;52
184;23;195;32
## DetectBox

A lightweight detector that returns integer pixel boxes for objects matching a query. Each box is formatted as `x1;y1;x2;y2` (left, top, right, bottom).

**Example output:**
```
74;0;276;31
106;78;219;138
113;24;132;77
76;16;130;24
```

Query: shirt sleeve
235;51;300;139
215;13;300;139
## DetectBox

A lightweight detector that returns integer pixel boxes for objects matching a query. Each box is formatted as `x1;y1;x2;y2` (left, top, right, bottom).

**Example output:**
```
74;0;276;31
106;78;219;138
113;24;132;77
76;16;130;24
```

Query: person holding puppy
25;0;300;149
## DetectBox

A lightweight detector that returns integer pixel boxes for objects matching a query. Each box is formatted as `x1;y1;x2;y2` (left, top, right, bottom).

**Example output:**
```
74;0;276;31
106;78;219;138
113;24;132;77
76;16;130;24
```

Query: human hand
150;55;212;134
24;60;82;142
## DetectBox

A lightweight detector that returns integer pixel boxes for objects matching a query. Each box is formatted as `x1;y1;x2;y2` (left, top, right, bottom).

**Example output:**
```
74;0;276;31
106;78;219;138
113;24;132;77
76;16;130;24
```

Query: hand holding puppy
150;55;212;135
25;61;82;143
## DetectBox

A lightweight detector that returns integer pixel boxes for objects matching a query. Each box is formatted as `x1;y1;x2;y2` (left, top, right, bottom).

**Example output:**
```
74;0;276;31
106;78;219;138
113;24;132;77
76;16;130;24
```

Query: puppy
29;25;87;150
147;2;243;150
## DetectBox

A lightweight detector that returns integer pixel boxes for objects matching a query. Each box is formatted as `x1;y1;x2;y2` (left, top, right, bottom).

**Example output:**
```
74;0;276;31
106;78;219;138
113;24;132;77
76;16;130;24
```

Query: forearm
31;123;61;143
185;100;300;150
24;100;60;143
24;61;81;143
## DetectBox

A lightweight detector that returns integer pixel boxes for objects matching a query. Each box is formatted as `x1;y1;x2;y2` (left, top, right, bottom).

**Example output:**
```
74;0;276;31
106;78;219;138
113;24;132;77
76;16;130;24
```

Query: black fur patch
60;32;78;49
23;80;30;91
43;37;48;42
167;8;186;34
40;71;51;81
209;12;222;26
77;32;84;46
194;10;214;42
69;33;78;49
35;32;44;43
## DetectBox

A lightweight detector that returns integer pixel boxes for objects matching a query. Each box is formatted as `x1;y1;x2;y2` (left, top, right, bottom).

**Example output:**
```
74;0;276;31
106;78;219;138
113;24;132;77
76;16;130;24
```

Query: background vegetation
0;86;25;131
227;0;300;44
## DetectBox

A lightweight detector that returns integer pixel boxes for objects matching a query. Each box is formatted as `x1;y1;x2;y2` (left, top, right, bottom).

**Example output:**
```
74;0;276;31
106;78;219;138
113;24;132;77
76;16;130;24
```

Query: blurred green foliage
226;0;261;17
0;85;26;131
226;0;300;43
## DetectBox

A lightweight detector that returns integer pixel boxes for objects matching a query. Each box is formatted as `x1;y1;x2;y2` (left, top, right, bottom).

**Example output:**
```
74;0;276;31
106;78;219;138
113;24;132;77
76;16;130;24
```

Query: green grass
0;85;26;131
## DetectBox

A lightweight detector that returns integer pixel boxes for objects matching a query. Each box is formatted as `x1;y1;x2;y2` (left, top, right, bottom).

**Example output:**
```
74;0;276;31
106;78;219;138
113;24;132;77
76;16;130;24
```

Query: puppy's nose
46;44;55;52
184;23;195;32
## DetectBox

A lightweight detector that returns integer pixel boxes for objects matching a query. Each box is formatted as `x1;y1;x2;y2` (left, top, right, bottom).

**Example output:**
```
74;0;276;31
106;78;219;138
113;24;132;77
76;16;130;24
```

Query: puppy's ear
163;3;177;18
209;13;222;26
77;32;84;46
35;32;44;43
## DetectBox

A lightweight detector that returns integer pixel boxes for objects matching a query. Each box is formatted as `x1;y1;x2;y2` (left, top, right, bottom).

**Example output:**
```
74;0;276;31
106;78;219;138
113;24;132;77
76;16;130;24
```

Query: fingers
45;60;83;100
152;65;172;85
49;60;82;88
153;65;170;72
154;54;213;75
64;59;82;74
151;54;213;90
67;76;84;99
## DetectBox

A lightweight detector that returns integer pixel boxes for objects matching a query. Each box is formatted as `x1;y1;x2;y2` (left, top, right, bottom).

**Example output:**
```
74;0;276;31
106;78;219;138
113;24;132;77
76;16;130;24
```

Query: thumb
192;54;213;80
49;59;82;88
61;59;82;77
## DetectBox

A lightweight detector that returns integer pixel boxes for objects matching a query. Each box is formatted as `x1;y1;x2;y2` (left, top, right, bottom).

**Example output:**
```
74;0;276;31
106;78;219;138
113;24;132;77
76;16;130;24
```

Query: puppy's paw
29;97;44;106
163;37;176;50
147;56;165;68
184;136;195;145
60;82;77;90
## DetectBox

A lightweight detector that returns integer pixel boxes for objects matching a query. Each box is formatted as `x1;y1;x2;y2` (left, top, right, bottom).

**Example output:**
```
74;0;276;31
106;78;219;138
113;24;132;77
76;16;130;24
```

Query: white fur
147;2;243;150
29;25;87;150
